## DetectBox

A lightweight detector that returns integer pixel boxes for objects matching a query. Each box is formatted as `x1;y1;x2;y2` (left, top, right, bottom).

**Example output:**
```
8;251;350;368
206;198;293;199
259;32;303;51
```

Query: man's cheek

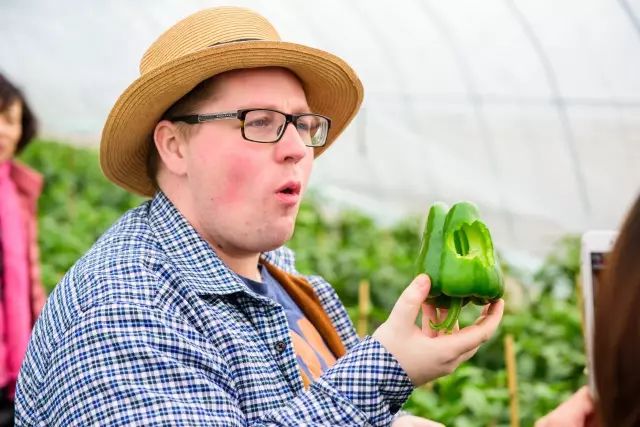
217;157;256;204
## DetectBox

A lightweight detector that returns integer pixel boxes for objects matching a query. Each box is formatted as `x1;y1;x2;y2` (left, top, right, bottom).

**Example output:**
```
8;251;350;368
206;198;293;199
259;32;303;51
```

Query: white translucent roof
2;0;640;257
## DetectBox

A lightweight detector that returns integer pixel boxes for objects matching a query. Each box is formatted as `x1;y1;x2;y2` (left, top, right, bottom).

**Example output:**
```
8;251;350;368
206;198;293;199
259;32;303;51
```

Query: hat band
209;37;263;47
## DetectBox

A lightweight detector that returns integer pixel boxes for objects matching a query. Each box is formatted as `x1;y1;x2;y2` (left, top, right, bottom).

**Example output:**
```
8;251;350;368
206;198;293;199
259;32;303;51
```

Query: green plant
19;140;143;292
20;140;586;426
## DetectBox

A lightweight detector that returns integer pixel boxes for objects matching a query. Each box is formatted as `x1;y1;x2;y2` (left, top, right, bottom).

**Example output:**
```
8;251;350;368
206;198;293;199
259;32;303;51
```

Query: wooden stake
358;280;370;337
504;334;520;427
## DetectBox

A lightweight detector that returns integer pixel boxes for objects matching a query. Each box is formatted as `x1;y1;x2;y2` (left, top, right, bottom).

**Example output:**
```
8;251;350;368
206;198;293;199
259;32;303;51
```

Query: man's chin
258;227;295;252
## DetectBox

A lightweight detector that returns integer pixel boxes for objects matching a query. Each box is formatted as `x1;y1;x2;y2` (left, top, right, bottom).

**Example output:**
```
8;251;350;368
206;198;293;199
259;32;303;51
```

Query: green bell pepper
414;201;504;332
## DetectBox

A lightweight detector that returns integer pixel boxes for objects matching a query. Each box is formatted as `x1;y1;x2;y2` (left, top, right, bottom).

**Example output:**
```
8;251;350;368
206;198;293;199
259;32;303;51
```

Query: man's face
179;68;315;257
0;100;23;164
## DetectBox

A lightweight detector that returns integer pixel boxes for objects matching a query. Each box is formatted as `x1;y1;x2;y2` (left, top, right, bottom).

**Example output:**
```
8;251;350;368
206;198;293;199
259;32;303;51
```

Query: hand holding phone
580;230;617;398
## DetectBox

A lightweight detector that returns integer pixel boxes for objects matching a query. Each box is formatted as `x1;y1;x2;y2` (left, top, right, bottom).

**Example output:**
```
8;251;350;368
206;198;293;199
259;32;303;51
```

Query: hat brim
100;40;364;196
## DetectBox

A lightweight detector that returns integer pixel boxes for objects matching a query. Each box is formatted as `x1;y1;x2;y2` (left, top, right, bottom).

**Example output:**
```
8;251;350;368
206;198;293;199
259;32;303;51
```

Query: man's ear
153;120;189;176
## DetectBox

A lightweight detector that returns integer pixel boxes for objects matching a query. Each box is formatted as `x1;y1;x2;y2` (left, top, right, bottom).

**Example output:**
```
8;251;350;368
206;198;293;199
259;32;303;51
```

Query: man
16;7;503;426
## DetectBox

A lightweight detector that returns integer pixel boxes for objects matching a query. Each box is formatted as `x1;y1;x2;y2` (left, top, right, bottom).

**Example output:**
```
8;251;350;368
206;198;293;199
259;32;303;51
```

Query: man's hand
535;386;598;427
372;274;504;386
391;414;445;427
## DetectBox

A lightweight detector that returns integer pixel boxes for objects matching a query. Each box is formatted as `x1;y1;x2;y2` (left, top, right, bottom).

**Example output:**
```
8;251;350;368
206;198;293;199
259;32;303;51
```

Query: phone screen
590;252;608;307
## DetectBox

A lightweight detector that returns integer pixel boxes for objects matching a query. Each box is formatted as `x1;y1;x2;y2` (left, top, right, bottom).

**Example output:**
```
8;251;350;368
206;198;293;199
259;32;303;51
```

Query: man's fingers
449;320;460;334
439;299;504;354
388;275;431;328
437;307;448;323
482;303;491;315
421;302;438;338
457;345;480;363
391;414;445;427
431;307;448;337
473;302;499;326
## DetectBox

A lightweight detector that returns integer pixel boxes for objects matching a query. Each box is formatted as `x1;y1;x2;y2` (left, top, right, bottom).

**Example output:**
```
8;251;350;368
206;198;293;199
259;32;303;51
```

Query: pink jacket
9;161;46;318
1;161;46;396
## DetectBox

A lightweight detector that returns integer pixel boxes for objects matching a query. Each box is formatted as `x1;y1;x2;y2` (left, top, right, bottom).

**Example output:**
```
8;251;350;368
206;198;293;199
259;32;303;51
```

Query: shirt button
274;341;287;354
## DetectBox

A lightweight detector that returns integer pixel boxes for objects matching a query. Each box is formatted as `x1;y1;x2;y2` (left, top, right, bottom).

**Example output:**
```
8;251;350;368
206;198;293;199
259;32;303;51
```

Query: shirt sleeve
28;303;412;426
280;336;414;426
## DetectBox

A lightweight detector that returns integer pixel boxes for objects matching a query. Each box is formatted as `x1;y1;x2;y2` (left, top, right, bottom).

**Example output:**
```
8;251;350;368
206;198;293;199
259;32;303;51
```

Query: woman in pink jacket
0;73;46;426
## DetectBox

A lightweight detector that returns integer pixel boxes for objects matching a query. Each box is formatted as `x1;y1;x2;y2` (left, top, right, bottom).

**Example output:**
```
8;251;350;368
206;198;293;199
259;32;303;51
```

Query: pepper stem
429;297;463;333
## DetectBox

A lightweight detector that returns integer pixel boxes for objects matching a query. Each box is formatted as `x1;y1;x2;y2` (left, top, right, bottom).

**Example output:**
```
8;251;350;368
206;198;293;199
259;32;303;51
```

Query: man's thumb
388;274;431;328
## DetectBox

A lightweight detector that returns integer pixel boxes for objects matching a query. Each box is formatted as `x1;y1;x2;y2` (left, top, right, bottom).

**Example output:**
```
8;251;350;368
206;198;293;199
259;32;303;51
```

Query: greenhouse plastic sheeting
2;0;640;258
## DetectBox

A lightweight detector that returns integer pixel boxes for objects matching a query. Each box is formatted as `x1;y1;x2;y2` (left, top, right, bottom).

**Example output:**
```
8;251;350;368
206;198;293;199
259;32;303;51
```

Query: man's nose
274;122;309;163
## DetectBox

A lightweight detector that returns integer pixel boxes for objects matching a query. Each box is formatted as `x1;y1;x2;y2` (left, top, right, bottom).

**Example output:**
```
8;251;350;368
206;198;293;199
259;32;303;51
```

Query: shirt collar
147;191;295;296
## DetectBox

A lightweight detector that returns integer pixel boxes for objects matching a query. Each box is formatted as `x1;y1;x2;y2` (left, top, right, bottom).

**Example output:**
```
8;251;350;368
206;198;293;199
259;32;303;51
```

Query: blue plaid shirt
15;192;413;426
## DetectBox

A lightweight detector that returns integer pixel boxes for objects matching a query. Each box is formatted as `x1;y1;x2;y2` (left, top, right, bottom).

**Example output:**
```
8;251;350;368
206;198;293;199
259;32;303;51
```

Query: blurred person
0;73;46;426
535;193;640;427
15;7;503;426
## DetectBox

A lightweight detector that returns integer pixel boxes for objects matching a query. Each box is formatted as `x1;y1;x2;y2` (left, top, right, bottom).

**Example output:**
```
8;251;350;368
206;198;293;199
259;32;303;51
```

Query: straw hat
100;6;364;196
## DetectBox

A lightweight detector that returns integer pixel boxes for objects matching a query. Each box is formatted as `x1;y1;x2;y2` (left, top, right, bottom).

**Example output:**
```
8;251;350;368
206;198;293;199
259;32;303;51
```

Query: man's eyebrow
236;104;313;114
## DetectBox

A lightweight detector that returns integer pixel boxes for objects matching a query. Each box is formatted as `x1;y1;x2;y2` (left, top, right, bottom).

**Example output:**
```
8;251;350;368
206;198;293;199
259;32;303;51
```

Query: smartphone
580;230;617;397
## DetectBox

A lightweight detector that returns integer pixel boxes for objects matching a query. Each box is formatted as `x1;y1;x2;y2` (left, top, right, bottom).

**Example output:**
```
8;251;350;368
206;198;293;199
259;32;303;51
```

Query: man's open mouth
277;182;301;195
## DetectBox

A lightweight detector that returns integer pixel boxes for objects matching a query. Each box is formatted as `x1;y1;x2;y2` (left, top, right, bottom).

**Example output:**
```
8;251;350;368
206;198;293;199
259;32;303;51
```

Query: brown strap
262;262;346;359
299;368;311;389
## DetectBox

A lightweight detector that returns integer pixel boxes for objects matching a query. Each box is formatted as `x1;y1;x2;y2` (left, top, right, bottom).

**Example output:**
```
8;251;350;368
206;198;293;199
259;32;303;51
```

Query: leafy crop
20;141;586;426
19;140;143;292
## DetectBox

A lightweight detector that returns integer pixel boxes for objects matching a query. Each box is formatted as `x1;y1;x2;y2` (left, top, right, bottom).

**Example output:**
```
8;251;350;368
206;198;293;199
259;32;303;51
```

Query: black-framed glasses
169;108;332;148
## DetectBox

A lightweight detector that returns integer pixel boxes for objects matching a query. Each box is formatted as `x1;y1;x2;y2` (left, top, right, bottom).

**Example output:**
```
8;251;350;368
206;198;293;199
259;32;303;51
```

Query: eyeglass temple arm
169;112;239;124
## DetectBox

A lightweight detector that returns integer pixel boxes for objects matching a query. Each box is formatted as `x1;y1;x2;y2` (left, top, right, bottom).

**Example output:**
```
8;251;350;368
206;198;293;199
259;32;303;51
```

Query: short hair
594;193;640;425
146;75;221;190
0;72;38;153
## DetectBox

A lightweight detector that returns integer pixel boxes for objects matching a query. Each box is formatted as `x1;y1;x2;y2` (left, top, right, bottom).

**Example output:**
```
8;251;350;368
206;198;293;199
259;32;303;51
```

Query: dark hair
0;72;38;153
594;194;640;426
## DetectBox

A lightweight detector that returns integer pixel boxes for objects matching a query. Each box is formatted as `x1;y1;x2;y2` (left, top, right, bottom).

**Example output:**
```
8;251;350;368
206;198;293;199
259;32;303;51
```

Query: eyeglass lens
243;109;328;147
